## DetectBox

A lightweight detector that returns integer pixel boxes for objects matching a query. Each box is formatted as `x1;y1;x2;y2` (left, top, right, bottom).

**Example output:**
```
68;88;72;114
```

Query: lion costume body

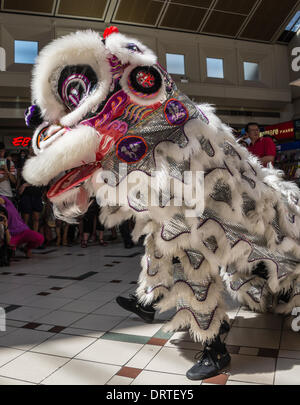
23;28;300;348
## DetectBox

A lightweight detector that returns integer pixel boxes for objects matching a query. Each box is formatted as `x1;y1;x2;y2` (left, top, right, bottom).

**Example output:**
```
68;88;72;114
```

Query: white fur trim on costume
32;122;69;155
23;125;100;186
32;30;112;126
163;305;228;344
27;26;300;344
105;33;157;66
52;185;91;224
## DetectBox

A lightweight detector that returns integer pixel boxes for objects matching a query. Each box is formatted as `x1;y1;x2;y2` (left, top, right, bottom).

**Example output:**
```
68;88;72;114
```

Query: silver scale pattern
225;263;238;276
100;91;199;186
288;212;295;224
185;248;205;269
173;261;211;301
145;283;169;294
247;282;265;303
242;193;256;216
230;277;254;291
173;261;185;281
161;214;191;241
292;282;300;298
146;255;159;276
222;142;241;160
176;299;217;330
203;235;218;252
166;157;191;182
240;170;256;189
199;136;215;157
210;179;232;207
201;208;300;282
271;206;285;243
128;190;149;212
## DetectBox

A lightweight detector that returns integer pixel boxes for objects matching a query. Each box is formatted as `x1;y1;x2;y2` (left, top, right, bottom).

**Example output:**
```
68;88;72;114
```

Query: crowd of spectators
0;142;135;267
1;121;273;267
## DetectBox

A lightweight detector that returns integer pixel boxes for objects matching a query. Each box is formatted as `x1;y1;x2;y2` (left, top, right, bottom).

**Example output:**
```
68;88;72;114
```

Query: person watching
245;122;276;167
0;205;12;266
0;195;44;258
0;142;17;201
0;205;10;245
17;146;44;233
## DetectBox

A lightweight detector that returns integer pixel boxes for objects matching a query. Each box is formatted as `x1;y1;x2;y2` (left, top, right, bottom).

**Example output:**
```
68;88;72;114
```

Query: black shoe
252;261;268;280
278;288;292;304
219;320;230;335
124;242;134;249
116;294;155;323
186;344;231;380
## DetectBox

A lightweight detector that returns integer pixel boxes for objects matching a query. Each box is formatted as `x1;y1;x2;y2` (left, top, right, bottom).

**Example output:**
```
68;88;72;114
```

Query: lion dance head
23;27;208;225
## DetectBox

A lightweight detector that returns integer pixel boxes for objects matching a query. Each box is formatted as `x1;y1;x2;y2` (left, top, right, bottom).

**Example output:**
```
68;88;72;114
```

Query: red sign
12;136;31;147
263;121;294;141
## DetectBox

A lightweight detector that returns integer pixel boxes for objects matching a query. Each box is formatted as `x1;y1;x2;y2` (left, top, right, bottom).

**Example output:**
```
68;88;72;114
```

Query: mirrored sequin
222;142;241;160
292;282;300;298
199;136;215;157
288;212;295;224
226;264;237;276
240;170;256;189
210;179;232;206
230;277;254;291
247;283;264;303
176;302;216;330
161;214;191;241
147;256;159;276
185;248;205;269
203;235;218;252
173;262;186;281
100;92;199;186
190;283;211;301
128;191;149;212
166;157;190;182
242;193;256;216
201;208;299;282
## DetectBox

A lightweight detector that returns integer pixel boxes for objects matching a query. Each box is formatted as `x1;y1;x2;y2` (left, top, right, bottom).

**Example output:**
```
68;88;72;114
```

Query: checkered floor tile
0;241;298;385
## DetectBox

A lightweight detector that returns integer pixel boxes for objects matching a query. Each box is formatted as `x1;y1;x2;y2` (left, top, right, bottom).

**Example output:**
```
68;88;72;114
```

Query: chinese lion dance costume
23;27;300;380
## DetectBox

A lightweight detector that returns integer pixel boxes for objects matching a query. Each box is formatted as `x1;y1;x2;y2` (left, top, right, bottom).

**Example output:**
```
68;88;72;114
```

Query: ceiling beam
197;0;218;32
235;0;262;40
270;0;300;43
104;0;119;24
53;0;60;16
155;0;169;28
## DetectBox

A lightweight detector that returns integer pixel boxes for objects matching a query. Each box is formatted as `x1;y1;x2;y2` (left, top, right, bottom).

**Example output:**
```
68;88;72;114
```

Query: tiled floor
0;240;299;385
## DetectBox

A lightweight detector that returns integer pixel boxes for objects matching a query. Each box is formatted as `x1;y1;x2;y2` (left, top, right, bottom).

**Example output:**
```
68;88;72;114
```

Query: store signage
294;119;300;140
4;135;32;149
263;121;294;141
12;136;31;147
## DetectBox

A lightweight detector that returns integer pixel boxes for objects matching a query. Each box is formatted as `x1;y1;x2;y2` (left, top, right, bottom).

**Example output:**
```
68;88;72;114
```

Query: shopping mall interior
0;0;300;388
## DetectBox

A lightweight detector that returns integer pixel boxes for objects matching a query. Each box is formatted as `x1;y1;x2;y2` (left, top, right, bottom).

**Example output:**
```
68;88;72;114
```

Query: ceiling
0;0;300;44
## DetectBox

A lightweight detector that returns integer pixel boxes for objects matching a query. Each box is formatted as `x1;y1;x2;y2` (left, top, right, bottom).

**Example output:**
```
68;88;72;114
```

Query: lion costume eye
56;64;98;111
120;65;166;106
128;66;162;95
126;43;141;53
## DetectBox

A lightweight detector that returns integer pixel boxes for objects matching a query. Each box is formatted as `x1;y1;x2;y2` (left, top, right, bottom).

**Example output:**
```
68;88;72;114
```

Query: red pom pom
103;26;119;39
